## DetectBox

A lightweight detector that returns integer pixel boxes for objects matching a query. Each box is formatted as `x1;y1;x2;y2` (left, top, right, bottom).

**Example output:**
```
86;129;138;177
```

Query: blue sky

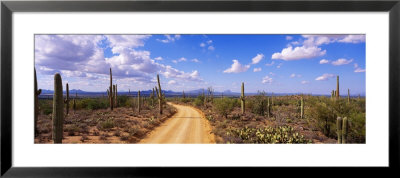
35;34;365;95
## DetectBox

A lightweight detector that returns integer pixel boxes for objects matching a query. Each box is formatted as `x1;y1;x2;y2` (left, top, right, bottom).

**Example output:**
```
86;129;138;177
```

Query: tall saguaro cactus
240;82;245;114
336;76;340;100
157;74;163;114
336;117;343;143
34;68;42;137
53;73;64;144
73;92;77;113
342;117;348;143
115;84;118;107
64;83;70;115
138;90;141;113
109;68;114;110
300;96;304;119
347;89;350;103
337;117;349;144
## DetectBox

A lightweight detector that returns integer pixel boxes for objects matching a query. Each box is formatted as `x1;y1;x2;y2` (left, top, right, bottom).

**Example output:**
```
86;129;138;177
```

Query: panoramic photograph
34;34;366;144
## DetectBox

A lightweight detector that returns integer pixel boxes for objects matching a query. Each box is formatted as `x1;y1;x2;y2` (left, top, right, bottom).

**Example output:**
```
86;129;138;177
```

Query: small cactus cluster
34;68;42;137
225;126;311;143
336;117;349;143
53;73;64;143
240;82;245;114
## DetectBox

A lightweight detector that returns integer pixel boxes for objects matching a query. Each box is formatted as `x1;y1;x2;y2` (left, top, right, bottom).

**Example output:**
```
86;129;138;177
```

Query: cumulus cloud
290;73;301;78
157;34;181;43
35;35;203;90
223;60;250;73
265;61;275;66
315;73;335;81
302;35;365;46
154;56;163;61
354;63;366;73
301;80;310;84
172;57;187;64
253;68;262;72
271;46;326;61
168;80;177;85
251;54;264;64
262;76;273;84
331;58;353;66
319;59;329;64
191;58;200;63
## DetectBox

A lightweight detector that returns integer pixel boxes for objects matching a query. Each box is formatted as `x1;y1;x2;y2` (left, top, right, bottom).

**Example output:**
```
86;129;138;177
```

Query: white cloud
253;68;262;72
223;60;250;73
251;54;264;64
353;63;366;72
290;73;301;78
301;80;310;84
208;46;215;51
319;59;329;64
157;34;181;43
286;36;293;40
354;68;366;73
168;80;177;85
172;57;187;64
315;73;335;81
331;58;353;66
154;56;163;61
302;35;365;46
262;76;273;84
271;46;326;61
265;61;275;66
191;58;200;63
35;35;203;91
200;43;206;47
207;40;213;44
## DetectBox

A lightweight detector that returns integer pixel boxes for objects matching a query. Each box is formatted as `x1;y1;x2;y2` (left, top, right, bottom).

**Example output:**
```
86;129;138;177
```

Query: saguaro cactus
34;68;42;137
109;68;114;110
73;92;77;113
300;96;304;119
347;89;350;103
157;74;163;114
267;97;271;118
64;83;70;115
138;90;141;113
240;82;245;114
115;84;118;107
342;117;348;143
53;73;64;144
336;76;340;100
337;117;343;143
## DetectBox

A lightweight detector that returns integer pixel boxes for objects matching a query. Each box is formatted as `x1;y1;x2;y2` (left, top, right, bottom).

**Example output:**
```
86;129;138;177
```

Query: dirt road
139;103;215;144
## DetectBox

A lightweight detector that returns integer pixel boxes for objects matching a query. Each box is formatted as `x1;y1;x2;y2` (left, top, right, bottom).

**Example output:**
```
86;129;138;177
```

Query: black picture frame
1;0;399;177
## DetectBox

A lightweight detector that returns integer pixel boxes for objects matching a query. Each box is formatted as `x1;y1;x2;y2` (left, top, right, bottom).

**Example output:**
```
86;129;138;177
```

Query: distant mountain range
39;88;364;98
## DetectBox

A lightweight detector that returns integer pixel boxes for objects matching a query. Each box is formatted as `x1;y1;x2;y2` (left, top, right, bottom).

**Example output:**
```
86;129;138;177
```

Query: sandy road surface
139;103;215;144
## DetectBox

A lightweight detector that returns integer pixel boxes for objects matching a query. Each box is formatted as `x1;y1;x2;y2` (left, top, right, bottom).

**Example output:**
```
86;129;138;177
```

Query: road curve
139;103;215;144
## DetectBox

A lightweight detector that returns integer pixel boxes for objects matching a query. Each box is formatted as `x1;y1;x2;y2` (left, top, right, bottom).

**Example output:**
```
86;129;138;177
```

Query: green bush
76;98;108;110
213;98;235;118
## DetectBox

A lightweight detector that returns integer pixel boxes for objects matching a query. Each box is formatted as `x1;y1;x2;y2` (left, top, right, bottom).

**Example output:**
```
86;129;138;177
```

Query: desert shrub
213;98;235;118
97;118;114;130
76;98;108;110
193;95;204;107
251;91;267;116
117;95;130;107
180;97;193;103
39;99;53;115
225;126;312;144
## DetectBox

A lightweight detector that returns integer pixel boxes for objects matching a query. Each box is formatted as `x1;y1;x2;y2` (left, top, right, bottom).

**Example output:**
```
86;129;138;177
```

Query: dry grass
34;103;177;144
